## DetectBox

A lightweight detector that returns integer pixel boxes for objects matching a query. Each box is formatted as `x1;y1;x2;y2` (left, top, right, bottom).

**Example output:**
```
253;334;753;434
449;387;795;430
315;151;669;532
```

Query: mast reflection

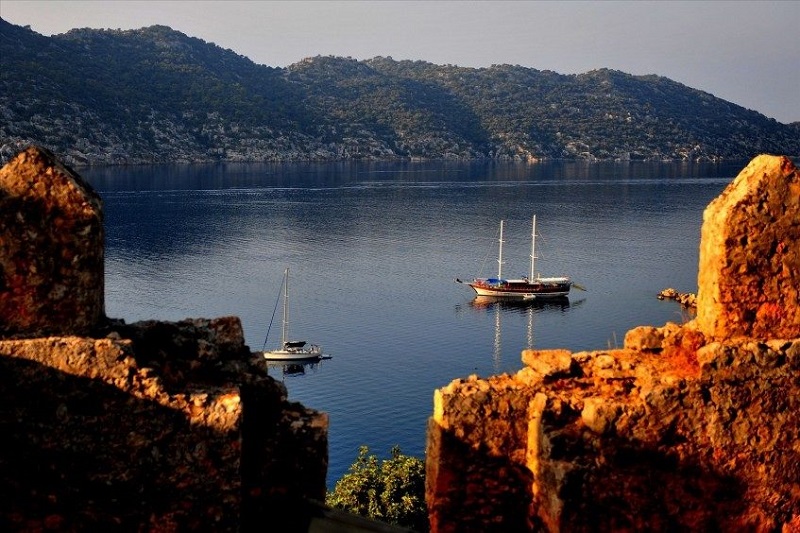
466;296;584;371
467;295;573;313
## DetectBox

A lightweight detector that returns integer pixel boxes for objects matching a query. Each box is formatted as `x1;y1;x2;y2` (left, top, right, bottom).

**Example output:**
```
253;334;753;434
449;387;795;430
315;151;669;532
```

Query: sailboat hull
261;345;323;361
468;277;571;298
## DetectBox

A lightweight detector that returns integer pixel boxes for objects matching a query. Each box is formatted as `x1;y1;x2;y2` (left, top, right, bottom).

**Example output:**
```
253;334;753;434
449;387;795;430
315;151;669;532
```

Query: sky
1;0;798;123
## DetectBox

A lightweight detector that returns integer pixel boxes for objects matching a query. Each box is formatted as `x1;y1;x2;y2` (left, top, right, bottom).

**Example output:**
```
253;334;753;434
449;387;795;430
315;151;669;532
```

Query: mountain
1;19;798;166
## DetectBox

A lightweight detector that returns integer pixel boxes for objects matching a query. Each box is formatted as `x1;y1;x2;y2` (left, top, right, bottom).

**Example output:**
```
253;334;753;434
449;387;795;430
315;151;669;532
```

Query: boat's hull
468;278;571;299
261;345;324;361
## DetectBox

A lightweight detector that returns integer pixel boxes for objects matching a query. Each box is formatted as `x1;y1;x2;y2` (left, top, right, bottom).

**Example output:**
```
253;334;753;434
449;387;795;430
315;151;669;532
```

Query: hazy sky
2;0;798;123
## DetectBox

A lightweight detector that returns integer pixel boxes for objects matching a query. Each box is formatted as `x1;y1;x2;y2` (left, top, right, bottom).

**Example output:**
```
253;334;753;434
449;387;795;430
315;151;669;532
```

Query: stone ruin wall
0;147;104;337
425;155;800;532
0;146;328;531
696;155;800;340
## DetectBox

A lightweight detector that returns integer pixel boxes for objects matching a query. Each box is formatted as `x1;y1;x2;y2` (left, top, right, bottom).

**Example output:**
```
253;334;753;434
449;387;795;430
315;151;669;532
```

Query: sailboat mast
530;215;537;279
497;220;505;279
281;267;289;345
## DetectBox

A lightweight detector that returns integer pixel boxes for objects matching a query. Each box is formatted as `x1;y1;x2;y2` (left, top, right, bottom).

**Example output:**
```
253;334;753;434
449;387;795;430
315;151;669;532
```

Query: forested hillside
1;18;797;165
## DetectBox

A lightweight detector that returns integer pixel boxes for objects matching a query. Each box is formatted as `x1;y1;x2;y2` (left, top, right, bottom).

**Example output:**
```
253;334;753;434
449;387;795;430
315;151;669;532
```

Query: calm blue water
82;160;742;489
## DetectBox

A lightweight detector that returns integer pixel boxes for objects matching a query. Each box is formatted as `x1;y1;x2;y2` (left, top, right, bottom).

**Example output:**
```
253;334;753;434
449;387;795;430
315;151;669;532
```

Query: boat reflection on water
467;295;581;313
463;296;586;371
266;355;332;380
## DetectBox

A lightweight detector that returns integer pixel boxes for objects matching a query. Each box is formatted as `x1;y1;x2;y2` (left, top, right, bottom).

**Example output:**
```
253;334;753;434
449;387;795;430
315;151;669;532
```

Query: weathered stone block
521;348;573;377
624;325;664;351
0;145;105;337
696;155;800;340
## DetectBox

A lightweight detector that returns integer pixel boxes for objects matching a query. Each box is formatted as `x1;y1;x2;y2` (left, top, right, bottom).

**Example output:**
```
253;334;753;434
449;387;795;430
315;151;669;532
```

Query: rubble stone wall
0;317;329;531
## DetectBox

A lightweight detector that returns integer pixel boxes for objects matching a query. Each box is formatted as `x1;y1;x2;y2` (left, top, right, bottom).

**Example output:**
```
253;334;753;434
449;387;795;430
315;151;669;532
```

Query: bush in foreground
326;445;428;532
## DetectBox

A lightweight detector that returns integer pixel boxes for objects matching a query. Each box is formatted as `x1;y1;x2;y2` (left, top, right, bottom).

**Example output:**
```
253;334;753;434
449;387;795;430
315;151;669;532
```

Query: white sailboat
457;215;574;299
261;267;326;361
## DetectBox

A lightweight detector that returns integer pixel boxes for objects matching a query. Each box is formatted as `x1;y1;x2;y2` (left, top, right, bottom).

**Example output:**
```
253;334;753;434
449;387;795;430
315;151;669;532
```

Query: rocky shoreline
657;287;697;308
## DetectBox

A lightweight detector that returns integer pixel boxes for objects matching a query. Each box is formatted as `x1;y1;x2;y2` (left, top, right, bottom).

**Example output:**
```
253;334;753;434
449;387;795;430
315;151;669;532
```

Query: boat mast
530;215;537;279
497;220;505;278
281;267;289;346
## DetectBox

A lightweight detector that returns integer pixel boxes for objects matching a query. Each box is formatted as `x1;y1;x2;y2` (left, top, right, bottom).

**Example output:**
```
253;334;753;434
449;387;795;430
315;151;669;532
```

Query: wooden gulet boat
457;215;574;299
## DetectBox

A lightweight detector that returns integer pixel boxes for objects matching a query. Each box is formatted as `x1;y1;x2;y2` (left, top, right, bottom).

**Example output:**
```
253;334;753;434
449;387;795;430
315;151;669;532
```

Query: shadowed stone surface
0;317;331;531
0;145;104;337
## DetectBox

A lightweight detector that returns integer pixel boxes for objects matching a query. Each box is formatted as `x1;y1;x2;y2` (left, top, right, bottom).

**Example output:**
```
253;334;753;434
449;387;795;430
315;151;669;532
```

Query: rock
0;321;330;530
521;349;574;377
580;396;620;435
657;287;697;308
658;287;679;300
624;325;665;352
0;145;105;337
696;155;800;340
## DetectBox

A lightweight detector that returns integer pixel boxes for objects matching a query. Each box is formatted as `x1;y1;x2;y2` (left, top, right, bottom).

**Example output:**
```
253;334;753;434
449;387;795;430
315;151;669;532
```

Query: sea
80;159;745;489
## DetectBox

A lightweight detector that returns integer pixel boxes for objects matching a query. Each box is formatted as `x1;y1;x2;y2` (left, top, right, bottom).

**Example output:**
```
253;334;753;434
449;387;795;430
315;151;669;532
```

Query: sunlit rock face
0;145;105;337
696;155;800;340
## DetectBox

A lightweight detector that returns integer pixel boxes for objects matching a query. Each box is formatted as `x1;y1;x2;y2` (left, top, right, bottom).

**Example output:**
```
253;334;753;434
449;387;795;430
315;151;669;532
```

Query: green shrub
326;445;428;532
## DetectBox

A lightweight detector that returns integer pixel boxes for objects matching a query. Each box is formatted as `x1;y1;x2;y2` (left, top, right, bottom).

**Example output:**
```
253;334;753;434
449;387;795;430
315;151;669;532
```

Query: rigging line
476;222;502;278
533;226;551;259
262;273;285;350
